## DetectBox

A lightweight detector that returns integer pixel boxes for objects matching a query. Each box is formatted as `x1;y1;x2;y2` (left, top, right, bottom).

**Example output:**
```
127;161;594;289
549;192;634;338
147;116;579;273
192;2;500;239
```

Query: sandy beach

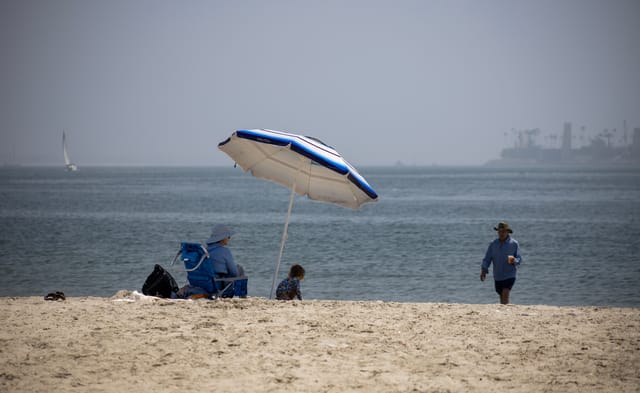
1;292;639;393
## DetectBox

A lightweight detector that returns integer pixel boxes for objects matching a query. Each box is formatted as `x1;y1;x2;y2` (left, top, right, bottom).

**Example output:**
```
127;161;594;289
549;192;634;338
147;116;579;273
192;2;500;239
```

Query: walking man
480;222;522;304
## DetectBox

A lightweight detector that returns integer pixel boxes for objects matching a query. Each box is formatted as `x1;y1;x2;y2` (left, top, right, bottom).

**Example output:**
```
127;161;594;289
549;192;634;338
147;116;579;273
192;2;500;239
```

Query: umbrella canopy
218;129;378;297
218;129;377;209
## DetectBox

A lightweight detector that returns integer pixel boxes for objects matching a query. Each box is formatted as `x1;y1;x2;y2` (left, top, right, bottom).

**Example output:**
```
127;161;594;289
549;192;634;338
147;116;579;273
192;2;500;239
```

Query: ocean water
1;166;639;307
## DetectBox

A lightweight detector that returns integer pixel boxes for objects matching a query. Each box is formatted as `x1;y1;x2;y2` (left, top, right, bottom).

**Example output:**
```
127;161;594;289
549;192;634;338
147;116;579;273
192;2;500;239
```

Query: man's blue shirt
481;236;522;281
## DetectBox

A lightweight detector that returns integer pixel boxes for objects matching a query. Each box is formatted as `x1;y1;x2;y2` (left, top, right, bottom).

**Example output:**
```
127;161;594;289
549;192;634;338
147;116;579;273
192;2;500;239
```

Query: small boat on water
63;131;78;171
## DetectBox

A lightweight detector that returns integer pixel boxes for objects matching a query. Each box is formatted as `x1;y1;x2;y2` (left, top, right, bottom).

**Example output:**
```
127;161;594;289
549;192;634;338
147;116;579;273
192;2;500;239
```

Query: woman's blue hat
206;224;235;244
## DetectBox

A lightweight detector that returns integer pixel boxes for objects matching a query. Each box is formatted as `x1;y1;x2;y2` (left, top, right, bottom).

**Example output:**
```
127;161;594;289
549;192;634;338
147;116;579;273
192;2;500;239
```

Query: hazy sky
1;0;639;166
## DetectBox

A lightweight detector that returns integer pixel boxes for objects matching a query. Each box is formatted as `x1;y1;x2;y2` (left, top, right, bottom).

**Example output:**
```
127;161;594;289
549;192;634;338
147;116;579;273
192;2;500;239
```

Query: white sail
62;131;78;171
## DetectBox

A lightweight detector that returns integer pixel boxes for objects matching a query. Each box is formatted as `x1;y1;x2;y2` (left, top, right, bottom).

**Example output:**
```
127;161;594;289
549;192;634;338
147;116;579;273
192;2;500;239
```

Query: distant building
487;122;640;167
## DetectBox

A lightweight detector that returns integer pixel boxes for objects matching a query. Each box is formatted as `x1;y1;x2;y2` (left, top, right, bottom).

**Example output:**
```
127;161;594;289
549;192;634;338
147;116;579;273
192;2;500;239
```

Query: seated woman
206;224;241;279
186;224;242;296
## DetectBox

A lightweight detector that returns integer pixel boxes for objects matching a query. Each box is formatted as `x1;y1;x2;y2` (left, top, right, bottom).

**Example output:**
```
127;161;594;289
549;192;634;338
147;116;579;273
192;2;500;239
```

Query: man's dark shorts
494;277;516;295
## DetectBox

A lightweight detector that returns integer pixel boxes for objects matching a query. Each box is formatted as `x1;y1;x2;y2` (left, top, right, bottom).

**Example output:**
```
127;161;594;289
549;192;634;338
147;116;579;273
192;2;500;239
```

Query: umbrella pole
269;183;296;299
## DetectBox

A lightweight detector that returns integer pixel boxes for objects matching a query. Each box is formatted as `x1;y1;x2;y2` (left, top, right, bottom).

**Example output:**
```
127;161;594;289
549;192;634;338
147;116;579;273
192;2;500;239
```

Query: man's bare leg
500;288;510;305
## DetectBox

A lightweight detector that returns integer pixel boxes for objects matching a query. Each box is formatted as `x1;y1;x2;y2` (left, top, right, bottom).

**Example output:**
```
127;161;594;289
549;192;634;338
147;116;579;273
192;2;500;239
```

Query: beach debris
110;290;163;302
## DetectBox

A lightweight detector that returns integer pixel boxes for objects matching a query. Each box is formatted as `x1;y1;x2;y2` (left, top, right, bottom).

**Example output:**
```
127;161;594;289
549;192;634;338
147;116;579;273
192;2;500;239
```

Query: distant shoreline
484;158;640;169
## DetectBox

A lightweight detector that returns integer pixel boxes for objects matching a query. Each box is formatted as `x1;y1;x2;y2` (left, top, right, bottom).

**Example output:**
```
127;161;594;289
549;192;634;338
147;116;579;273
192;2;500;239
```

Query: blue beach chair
171;242;248;299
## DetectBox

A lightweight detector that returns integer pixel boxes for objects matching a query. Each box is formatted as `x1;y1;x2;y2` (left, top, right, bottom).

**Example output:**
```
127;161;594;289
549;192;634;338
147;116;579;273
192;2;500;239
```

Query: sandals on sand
44;291;66;301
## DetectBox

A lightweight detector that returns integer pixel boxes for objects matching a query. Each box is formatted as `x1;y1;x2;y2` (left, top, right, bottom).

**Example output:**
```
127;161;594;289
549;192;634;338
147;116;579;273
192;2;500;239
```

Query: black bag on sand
142;264;179;298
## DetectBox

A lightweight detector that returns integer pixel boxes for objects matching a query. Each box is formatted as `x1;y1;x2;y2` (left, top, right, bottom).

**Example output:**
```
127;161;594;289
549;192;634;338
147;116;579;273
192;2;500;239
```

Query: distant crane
601;129;614;148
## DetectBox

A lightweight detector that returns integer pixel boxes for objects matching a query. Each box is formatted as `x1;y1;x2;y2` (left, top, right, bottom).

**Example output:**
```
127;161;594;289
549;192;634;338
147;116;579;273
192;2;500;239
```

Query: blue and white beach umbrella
218;129;378;297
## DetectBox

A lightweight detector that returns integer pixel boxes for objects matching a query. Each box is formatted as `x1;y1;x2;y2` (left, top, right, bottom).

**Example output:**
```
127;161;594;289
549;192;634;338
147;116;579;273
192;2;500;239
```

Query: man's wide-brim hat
206;224;235;244
494;221;513;233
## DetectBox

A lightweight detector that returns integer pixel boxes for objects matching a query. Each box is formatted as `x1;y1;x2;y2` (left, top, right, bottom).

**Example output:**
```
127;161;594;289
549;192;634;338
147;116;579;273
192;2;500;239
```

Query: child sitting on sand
275;264;305;300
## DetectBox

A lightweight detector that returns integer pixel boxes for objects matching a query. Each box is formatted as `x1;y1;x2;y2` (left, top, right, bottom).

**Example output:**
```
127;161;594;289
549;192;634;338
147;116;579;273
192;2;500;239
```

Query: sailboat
62;131;78;171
